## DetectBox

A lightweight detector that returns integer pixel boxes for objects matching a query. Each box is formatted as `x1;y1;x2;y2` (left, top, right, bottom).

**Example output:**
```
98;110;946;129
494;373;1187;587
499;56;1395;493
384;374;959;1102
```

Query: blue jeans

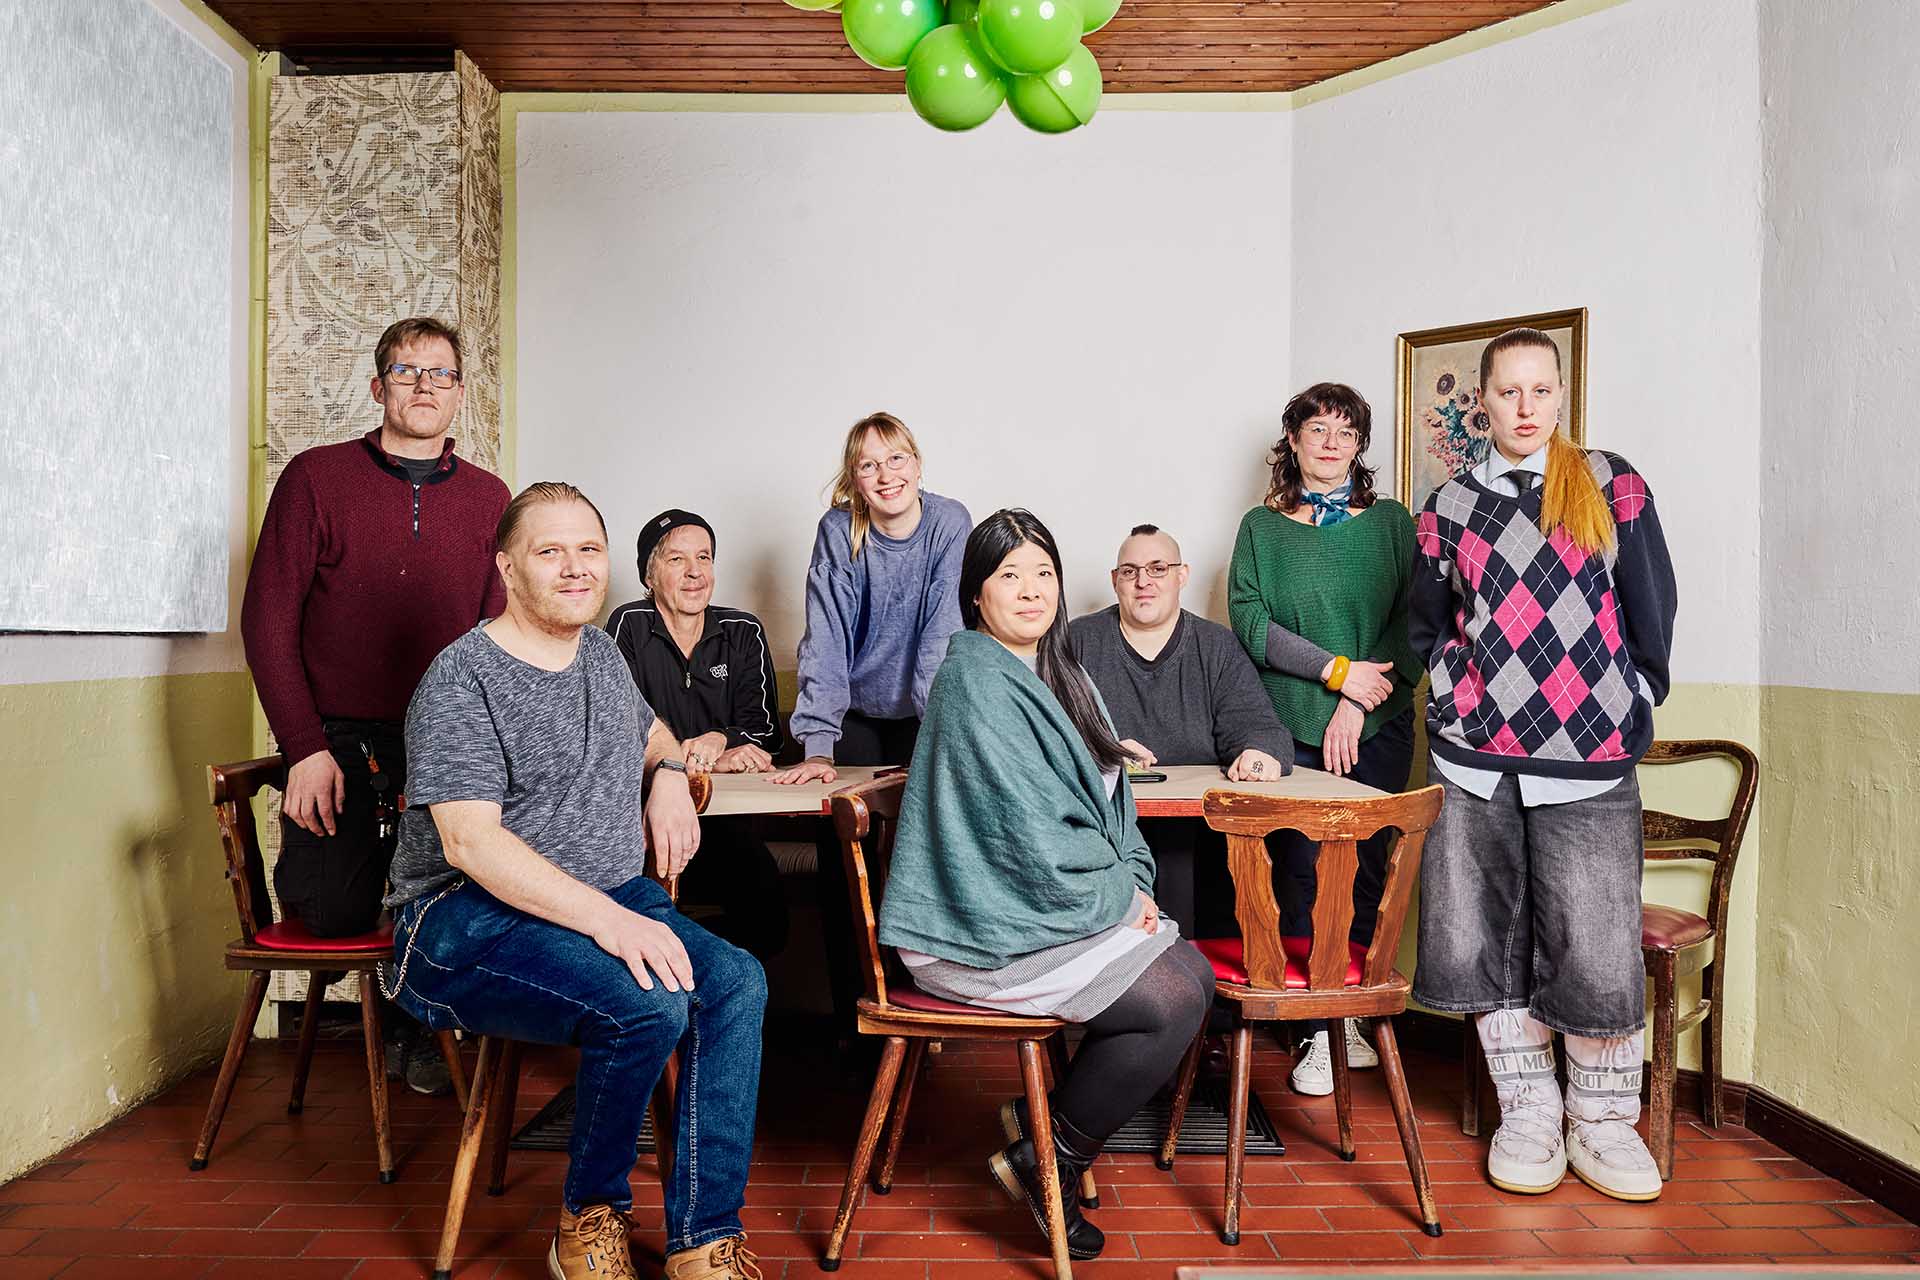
390;874;767;1251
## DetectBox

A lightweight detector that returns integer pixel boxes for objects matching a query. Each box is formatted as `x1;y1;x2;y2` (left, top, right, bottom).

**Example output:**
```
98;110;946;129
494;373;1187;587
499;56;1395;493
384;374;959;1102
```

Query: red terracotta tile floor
4;1020;1916;1278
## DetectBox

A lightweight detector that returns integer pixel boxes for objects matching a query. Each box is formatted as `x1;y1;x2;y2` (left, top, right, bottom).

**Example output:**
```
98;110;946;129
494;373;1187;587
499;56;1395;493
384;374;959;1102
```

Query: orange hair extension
1540;431;1614;555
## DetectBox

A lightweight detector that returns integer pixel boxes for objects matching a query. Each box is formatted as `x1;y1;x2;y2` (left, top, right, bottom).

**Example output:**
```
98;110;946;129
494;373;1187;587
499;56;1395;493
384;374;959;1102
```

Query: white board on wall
0;0;236;633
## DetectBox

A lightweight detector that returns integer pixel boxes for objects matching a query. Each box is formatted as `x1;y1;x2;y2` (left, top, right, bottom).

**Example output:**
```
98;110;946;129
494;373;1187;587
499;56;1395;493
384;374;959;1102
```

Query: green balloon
906;23;1007;131
977;0;1083;76
948;0;980;22
842;0;945;70
1006;42;1101;131
783;0;843;9
1078;0;1121;32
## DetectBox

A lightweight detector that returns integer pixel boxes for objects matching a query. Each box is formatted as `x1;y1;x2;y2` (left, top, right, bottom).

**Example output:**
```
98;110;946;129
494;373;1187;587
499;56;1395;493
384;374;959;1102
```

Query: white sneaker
1567;1117;1662;1201
1290;1031;1333;1095
1342;1020;1379;1069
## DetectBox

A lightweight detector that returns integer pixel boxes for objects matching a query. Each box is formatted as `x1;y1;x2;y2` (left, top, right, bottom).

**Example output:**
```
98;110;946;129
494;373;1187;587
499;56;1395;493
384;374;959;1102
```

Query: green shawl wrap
876;629;1156;970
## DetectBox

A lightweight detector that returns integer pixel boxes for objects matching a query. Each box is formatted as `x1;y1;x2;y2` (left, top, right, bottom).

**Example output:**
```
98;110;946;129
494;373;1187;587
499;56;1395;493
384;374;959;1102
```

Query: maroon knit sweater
242;430;509;764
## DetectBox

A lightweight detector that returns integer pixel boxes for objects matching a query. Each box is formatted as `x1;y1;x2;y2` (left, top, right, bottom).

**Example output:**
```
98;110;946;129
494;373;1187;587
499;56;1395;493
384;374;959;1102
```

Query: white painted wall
0;0;251;688
1759;0;1920;696
1289;0;1765;689
515;107;1292;656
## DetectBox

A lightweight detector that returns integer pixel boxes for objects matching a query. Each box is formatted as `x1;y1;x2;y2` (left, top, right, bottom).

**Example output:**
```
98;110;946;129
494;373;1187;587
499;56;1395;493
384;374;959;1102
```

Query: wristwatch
656;758;690;777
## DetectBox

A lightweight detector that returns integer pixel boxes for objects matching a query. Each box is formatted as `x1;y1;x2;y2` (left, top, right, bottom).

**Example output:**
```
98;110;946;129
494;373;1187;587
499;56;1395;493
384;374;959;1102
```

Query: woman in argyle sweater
1410;328;1677;1204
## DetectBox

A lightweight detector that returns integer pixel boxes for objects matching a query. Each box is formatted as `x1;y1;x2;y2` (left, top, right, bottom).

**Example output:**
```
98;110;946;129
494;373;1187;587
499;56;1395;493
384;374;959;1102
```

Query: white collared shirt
1429;447;1631;807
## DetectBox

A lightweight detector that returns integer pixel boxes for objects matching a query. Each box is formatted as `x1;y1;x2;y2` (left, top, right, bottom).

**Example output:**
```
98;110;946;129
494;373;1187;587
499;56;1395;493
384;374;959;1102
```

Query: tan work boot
663;1235;764;1280
548;1203;637;1280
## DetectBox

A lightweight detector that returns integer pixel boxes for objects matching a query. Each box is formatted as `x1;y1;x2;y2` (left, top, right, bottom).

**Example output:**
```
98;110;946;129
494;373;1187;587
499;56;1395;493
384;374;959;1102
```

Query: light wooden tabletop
700;762;1383;818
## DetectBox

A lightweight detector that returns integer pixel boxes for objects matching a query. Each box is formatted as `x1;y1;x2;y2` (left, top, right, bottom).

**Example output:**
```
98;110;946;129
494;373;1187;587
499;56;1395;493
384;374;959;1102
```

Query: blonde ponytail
1540;431;1613;555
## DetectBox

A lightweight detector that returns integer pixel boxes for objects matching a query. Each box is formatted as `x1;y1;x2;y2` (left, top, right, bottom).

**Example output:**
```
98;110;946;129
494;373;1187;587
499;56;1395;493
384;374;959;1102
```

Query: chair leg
650;1051;681;1200
437;1031;469;1114
485;1039;524;1196
1460;1014;1482;1138
189;970;269;1171
874;1039;926;1195
1375;1018;1443;1237
1158;1030;1204;1171
821;1037;905;1272
1328;1017;1355;1162
1019;1038;1072;1280
1702;956;1725;1128
1221;1018;1252;1247
1649;951;1679;1181
358;971;396;1183
434;1036;499;1280
1045;1032;1100;1206
288;980;325;1115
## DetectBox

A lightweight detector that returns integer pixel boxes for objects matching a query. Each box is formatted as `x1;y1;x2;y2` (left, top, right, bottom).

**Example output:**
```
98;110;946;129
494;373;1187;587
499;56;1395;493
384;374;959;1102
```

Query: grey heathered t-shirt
385;623;656;906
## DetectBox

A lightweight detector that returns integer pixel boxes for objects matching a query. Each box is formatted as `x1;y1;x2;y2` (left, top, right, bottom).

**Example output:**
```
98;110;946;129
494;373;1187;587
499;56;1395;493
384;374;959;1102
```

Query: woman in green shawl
878;509;1214;1262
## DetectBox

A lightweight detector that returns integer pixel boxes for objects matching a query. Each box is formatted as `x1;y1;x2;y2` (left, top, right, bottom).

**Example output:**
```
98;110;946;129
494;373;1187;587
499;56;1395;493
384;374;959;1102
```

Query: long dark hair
1265;382;1380;514
958;509;1131;773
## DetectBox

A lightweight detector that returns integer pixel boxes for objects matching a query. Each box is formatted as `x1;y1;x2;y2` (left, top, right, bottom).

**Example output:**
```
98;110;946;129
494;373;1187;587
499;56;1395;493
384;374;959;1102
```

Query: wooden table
702;761;1383;819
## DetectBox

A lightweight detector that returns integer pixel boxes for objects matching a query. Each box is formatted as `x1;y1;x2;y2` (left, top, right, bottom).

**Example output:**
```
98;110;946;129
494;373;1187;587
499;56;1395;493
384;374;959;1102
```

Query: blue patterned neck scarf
1303;482;1355;527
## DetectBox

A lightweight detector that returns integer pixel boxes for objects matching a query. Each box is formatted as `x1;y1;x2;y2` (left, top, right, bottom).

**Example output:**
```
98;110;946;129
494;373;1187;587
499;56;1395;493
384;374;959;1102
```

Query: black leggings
1053;941;1215;1144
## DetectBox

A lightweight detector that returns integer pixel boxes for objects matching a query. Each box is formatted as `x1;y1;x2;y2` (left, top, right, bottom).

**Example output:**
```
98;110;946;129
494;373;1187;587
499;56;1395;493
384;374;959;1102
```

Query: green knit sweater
1227;501;1421;745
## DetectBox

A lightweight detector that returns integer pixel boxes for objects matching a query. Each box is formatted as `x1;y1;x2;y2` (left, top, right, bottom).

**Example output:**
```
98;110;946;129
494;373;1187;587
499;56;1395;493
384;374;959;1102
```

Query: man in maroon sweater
241;316;509;1093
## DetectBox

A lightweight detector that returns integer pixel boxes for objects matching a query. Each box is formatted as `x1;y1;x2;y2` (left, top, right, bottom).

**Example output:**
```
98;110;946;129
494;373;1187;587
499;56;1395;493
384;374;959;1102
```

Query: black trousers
677;815;791;961
814;711;920;1030
273;719;405;938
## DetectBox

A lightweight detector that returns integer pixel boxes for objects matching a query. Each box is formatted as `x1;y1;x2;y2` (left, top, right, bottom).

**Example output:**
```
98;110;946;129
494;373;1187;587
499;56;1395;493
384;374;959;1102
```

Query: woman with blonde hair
773;412;972;1035
1410;328;1676;1204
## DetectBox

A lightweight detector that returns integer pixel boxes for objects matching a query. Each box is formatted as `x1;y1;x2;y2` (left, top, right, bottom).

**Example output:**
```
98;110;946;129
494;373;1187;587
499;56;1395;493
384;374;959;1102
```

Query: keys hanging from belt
361;740;402;842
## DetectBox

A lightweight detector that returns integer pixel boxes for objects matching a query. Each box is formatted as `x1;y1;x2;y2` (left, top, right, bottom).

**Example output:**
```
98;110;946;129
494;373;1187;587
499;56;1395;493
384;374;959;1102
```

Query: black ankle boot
987;1112;1104;1260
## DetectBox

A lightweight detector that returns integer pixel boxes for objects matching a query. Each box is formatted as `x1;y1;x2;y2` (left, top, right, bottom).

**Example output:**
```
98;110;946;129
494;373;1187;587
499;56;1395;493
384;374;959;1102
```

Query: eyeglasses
1299;423;1360;449
854;452;915;480
1114;561;1181;582
385;363;462;390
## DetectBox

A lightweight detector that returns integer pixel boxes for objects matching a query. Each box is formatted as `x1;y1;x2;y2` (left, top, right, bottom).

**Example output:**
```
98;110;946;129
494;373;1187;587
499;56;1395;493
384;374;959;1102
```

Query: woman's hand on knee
593;907;696;993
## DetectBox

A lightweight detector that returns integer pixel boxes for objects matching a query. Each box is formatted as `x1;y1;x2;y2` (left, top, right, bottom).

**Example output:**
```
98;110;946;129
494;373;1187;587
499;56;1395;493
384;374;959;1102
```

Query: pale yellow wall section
1755;687;1920;1168
0;672;255;1182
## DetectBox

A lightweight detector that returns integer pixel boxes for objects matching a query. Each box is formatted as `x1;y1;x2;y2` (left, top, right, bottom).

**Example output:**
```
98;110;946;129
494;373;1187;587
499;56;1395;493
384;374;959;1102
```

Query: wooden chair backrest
207;755;288;944
1203;785;1445;993
1638;738;1758;946
829;772;910;1009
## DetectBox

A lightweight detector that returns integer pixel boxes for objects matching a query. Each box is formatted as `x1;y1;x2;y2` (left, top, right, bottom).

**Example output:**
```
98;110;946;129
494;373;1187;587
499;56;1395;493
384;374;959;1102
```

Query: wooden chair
1458;738;1758;1180
818;773;1096;1280
430;771;709;1280
1164;785;1447;1245
190;755;467;1182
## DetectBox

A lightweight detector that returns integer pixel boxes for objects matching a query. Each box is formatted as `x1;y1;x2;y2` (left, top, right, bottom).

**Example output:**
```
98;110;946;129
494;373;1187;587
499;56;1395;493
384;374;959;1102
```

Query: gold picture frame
1395;307;1588;513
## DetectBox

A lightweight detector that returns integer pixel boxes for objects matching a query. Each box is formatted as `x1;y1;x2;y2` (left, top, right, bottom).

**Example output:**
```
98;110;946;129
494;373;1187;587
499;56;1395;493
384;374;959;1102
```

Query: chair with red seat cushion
1162;785;1447;1246
1456;739;1759;1181
817;773;1095;1280
189;755;467;1182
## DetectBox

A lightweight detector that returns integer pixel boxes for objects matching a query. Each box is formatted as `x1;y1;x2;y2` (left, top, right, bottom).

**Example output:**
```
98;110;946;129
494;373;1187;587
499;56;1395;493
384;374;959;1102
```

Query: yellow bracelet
1327;655;1351;692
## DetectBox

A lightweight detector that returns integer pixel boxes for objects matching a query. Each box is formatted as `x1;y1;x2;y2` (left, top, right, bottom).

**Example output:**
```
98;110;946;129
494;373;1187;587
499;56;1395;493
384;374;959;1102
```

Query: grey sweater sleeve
1265;619;1335;681
1203;623;1296;769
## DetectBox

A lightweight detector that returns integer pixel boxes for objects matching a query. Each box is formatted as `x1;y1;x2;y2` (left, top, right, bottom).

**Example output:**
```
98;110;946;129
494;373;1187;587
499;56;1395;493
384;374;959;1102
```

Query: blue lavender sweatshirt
791;491;972;760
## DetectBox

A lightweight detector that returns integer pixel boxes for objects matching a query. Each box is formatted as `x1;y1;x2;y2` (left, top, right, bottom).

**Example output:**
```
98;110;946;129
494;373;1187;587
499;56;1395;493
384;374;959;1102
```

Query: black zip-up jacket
604;600;785;754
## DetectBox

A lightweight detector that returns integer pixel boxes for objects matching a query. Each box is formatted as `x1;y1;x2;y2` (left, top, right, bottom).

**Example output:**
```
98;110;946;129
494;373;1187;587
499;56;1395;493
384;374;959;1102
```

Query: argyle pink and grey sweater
1410;450;1676;780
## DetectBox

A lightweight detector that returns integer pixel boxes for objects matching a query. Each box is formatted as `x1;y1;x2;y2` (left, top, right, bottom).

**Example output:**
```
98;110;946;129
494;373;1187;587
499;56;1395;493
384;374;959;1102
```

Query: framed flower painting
1395;307;1587;512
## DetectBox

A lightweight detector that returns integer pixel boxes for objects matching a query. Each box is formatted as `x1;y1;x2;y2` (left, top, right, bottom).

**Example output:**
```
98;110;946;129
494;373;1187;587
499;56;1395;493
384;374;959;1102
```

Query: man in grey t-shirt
385;482;766;1280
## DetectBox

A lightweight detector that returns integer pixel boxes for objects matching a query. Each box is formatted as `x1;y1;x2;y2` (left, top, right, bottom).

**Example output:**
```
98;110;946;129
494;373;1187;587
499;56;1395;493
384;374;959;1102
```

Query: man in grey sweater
1070;524;1294;940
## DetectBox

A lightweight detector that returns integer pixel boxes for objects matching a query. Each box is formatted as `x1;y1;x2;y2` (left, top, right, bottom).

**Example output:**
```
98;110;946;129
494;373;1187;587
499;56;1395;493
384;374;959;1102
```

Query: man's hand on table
1225;748;1285;782
716;742;774;773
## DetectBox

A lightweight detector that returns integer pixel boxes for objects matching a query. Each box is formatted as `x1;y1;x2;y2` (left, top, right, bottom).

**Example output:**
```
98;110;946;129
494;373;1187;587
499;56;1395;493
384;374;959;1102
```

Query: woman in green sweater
1227;382;1422;1095
879;508;1213;1263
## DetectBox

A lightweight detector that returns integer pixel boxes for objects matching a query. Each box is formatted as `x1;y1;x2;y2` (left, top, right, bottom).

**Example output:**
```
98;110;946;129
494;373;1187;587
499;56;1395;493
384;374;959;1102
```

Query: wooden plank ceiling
205;1;1563;94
